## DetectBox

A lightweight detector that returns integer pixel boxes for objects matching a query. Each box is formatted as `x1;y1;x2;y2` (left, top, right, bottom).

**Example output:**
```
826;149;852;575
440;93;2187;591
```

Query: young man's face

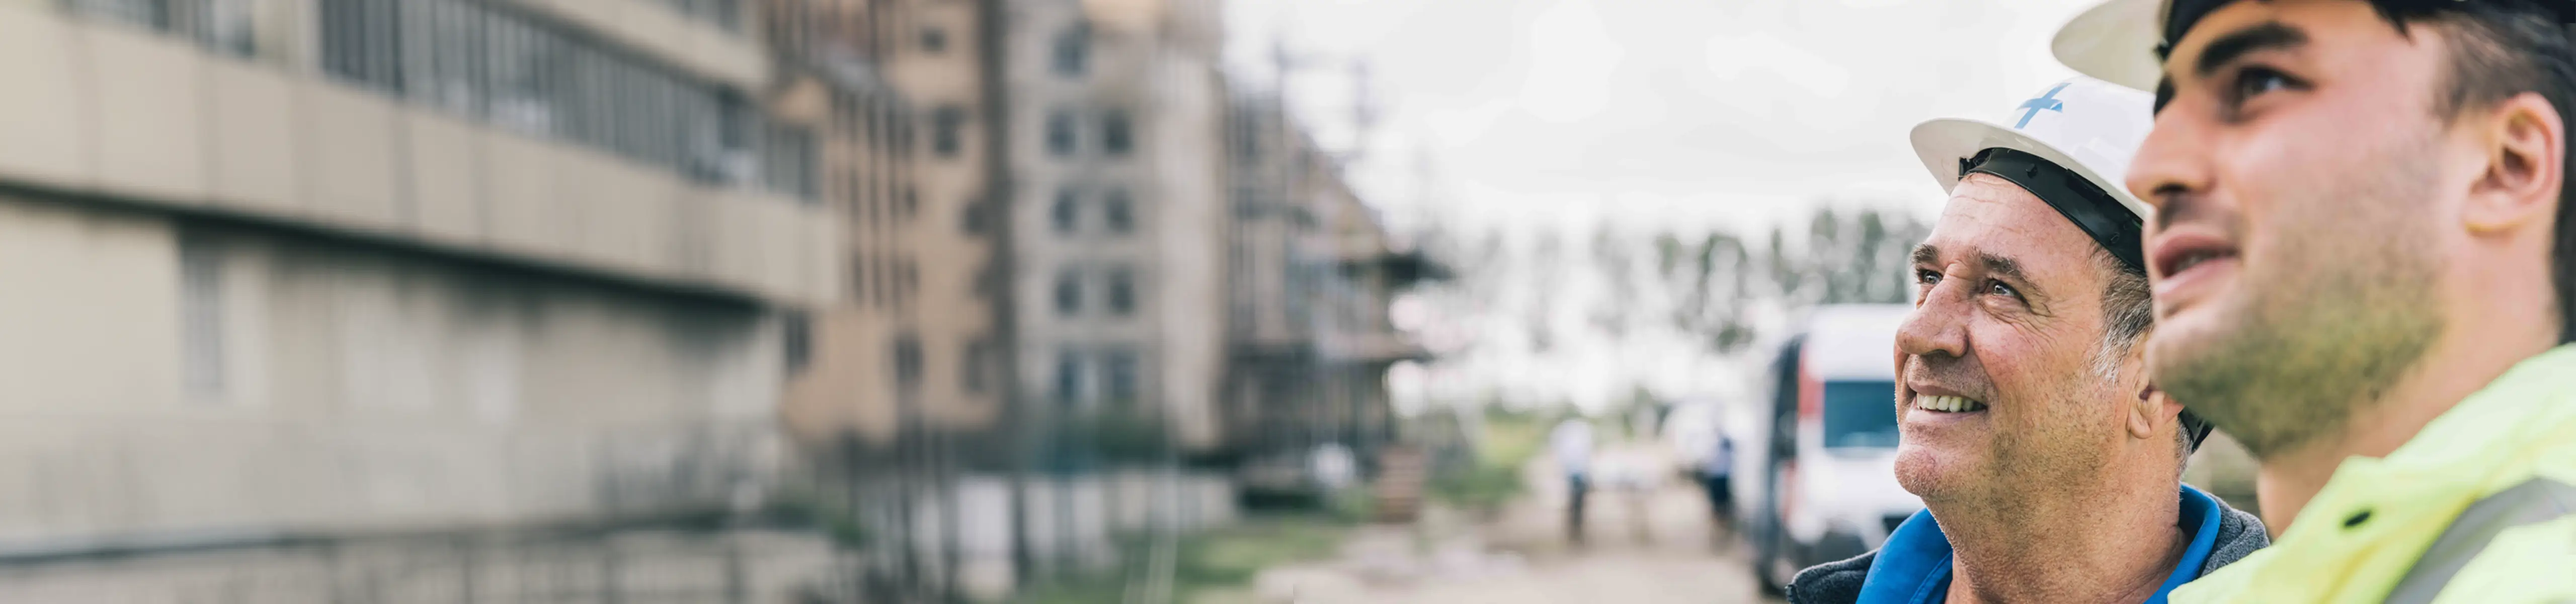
2125;0;2465;457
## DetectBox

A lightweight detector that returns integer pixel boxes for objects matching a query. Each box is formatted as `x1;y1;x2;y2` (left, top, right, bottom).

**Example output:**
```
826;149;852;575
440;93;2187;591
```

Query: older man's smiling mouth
1913;394;1987;413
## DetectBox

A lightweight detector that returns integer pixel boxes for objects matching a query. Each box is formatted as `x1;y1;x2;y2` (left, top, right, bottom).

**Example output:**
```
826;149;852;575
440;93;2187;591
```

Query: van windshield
1823;380;1899;449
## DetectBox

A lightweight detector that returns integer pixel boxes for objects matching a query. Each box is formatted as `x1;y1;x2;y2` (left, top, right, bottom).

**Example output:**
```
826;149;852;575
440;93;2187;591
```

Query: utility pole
972;0;1031;588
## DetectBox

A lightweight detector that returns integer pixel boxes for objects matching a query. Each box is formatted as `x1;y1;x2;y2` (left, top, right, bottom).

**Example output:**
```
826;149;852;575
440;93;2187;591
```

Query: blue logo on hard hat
2016;83;2070;129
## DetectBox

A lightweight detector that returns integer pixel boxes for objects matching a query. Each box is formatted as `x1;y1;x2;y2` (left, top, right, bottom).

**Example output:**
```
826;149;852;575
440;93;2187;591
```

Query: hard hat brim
1908;116;2152;220
2053;0;2165;92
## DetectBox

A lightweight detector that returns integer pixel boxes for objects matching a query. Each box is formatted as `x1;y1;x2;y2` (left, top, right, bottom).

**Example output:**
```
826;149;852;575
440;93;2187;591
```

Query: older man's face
1893;174;2134;504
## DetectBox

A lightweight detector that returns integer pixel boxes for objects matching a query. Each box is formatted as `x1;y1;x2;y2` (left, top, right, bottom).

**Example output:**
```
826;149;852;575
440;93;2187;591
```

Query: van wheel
1756;526;1793;595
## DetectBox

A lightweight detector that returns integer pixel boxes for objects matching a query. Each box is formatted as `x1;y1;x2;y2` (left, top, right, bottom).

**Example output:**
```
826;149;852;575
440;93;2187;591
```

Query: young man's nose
2126;105;2216;216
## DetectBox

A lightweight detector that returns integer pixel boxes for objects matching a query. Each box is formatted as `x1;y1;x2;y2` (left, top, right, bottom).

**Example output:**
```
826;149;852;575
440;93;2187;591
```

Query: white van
1739;305;1923;592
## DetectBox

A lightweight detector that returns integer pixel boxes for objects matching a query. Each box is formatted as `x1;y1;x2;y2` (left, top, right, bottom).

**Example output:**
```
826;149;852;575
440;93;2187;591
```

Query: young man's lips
2148;231;2239;303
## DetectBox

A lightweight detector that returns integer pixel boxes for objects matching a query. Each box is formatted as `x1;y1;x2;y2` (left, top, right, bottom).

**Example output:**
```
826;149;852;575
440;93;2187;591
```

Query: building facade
0;0;840;598
1004;0;1228;460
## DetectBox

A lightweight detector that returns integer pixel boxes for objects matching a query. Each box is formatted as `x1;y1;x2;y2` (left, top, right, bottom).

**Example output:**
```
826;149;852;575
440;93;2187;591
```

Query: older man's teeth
1914;395;1987;413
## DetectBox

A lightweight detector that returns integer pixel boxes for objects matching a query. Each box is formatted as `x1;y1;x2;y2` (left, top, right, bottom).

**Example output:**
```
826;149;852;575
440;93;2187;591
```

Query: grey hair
2090;247;2155;381
2085;246;2190;473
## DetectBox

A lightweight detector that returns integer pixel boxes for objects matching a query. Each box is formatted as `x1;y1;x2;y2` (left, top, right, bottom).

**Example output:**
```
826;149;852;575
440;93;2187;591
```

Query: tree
1656;205;1928;355
1659;231;1759;353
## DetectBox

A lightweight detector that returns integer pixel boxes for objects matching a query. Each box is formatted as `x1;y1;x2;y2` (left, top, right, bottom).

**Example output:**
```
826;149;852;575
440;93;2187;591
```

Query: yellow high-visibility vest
2175;346;2576;603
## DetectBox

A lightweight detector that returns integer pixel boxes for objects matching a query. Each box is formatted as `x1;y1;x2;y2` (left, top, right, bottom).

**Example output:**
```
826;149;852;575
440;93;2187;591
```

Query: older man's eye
1987;280;2019;298
1915;269;1942;286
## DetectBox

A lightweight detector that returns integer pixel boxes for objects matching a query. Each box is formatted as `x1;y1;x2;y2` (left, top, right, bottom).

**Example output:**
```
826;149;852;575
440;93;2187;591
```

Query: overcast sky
1219;0;2111;412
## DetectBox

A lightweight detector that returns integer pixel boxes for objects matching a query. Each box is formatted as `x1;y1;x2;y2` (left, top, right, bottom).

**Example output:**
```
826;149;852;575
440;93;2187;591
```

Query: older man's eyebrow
1910;244;1941;266
2194;21;2308;79
1977;252;2037;292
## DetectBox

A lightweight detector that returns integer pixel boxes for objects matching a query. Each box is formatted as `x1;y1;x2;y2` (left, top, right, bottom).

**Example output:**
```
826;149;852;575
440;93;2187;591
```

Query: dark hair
2369;1;2576;342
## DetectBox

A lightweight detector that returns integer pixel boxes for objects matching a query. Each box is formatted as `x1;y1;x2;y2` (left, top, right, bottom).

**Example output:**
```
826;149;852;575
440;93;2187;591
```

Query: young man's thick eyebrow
2194;21;2308;79
1911;244;1941;266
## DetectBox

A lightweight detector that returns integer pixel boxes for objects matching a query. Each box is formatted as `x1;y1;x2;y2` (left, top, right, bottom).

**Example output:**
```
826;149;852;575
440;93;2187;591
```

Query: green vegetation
1007;514;1354;604
1426;411;1546;513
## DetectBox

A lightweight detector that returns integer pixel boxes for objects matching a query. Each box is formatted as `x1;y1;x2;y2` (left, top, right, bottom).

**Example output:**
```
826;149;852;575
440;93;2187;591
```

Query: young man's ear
2464;92;2565;234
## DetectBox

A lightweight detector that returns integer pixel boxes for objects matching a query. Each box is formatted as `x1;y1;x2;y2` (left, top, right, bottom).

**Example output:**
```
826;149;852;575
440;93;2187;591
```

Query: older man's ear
2128;385;2181;441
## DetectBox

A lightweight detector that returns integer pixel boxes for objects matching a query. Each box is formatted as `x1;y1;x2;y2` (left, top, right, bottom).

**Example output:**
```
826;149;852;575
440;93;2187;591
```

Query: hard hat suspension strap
1960;147;2148;273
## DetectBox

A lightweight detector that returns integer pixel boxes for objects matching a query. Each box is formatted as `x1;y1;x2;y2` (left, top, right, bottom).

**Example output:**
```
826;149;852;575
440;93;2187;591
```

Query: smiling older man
1785;77;2266;604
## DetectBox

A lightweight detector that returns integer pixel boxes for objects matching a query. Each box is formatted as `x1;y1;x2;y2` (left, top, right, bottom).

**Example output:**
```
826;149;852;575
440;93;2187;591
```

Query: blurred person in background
2056;0;2576;600
1787;77;2267;604
1700;416;1736;533
1551;415;1596;544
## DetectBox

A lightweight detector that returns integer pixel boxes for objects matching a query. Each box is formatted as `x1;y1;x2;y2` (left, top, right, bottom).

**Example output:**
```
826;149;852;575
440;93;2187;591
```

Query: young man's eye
2230;66;2300;103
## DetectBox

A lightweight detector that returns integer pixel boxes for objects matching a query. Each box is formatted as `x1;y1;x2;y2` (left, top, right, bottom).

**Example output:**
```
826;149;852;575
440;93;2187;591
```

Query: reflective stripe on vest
2384;477;2576;604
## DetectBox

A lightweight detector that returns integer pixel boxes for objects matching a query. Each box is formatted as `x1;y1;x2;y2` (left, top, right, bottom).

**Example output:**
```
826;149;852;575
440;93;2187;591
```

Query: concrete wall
0;6;837;308
0;528;839;603
0;193;787;549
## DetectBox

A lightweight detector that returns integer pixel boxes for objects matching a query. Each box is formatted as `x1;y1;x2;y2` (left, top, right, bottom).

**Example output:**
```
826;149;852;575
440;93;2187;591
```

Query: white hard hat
2052;0;2166;92
1908;76;2154;270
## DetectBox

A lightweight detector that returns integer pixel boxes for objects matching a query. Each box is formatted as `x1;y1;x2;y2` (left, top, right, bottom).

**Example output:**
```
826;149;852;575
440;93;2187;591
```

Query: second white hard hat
2052;0;2167;92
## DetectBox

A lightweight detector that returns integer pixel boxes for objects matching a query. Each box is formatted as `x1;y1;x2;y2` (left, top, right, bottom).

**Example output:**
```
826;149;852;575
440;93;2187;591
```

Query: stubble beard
2150;145;2447;461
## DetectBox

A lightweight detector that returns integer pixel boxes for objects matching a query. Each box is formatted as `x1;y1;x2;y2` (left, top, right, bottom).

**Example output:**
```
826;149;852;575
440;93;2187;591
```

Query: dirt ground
1197;442;1782;604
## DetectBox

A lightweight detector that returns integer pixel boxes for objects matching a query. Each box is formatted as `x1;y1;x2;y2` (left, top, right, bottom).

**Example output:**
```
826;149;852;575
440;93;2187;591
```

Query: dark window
860;254;881;302
1102;351;1138;404
1103;189;1134;234
1045;111;1077;157
870;254;888;307
920;26;947;53
312;0;789;188
901;186;920;219
1101;110;1133;156
1054;353;1083;405
1051;189;1079;234
892;335;924;388
656;0;740;31
1052;25;1088;76
178;233;224;399
962;198;990;234
1107;269;1136;316
783;311;812;377
932;105;966;158
764;124;819;201
1054;272;1082;315
1822;380;1901;449
69;0;171;31
68;0;256;50
901;257;919;305
1231;107;1264;160
963;340;992;393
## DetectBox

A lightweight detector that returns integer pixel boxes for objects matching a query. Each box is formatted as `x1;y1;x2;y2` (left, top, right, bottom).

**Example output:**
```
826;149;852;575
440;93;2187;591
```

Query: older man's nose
1897;280;1970;360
